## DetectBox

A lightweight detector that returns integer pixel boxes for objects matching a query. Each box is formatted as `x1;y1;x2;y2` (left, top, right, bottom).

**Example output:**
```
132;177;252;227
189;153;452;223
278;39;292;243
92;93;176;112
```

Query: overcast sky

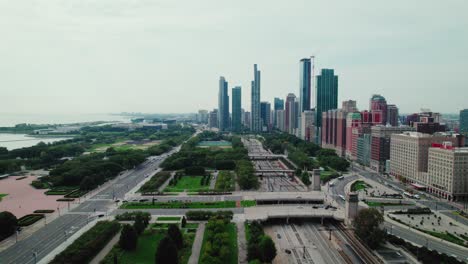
1;0;467;115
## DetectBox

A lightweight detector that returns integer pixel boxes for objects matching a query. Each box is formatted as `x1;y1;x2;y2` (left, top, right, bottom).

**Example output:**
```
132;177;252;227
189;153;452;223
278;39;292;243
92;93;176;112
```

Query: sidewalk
188;222;205;264
236;221;248;264
89;232;121;264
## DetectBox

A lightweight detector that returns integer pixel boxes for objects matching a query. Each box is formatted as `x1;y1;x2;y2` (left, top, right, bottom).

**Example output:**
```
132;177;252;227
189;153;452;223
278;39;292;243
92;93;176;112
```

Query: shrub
0;211;18;241
33;209;55;214
115;211;151;222
185;166;205;175
185;210;233;221
168;224;184;249
120;224;138;251
18;214;44;226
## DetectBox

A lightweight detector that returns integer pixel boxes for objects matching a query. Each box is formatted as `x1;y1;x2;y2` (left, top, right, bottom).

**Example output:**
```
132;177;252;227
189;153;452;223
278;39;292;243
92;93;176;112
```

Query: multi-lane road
0;147;179;264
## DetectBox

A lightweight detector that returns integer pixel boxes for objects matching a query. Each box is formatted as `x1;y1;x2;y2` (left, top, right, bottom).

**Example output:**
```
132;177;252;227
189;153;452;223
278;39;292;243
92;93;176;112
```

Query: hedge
50;221;120;264
139;171;172;193
115;211;151;221
33;209;55;214
185;210;233;221
18;214;45;226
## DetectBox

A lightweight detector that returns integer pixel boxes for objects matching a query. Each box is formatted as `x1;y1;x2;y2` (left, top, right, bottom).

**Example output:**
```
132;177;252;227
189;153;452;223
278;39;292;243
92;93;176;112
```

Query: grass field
164;176;209;192
0;193;7;201
156;216;181;221
365;201;408;207
240;200;257;207
199;223;237;264
351;180;370;192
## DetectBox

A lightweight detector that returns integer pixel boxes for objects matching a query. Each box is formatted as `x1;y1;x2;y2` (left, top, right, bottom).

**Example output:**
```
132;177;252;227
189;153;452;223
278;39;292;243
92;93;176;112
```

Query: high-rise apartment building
260;101;271;131
460;109;468;140
197;110;209;124
251;64;261;132
218;77;230;131
274;97;285;127
428;143;468;201
316;69;338;143
231;87;242;132
299;58;312;113
389;132;461;186
243;111;251;129
276;110;285;132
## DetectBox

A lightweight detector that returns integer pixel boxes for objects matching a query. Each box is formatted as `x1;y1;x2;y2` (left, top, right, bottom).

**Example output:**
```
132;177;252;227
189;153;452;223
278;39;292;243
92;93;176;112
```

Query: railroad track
334;223;382;264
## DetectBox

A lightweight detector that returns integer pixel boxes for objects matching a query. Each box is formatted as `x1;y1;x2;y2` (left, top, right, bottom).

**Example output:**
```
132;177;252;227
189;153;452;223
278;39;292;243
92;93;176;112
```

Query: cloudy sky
1;0;467;115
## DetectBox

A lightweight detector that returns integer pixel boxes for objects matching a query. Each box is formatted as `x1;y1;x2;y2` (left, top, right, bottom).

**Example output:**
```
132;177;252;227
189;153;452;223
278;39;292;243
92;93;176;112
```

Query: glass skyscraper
260;101;271;130
218;76;230;131
232;87;242;132
460;109;468;141
251;64;261;132
299;58;312;113
315;69;338;128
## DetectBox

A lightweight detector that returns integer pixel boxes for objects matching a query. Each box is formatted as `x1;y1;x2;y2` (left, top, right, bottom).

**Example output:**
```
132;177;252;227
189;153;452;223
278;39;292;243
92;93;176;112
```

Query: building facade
251;64;261;132
285;93;297;134
428;144;468;201
208;109;218;128
231;87;242;132
357;133;372;166
299;58;312;113
459;109;468;140
260;101;271;131
301;110;315;142
387;104;399;126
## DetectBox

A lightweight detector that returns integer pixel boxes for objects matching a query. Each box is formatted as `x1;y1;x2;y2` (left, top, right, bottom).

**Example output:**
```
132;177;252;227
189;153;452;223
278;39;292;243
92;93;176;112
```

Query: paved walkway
89;232;121;264
188;222;205;264
209;171;218;190
158;171;175;192
236;222;248;264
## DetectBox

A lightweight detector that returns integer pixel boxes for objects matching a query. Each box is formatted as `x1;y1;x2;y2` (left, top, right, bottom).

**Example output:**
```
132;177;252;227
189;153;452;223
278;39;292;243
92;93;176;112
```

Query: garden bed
18;214;45;226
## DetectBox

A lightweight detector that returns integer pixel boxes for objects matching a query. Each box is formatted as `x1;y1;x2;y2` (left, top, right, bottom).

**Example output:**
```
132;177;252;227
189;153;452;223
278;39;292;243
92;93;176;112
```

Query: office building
369;94;387;125
231;87;242;132
218;77;230;131
301;110;315;142
389;132;461;186
315;69;338;128
251;64;261;132
208;109;218;128
260;101;271;131
387;104;399;126
369;126;416;173
428;143;468;201
276;110;285;132
357;134;372;166
299;58;312;112
197;110;208;124
285;93;297;134
274;97;285;127
459;109;468;140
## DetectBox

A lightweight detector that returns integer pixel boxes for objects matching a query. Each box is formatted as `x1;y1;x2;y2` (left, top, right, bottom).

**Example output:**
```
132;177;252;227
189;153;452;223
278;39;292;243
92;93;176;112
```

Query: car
98;214;105;218
312;205;318;209
285;249;292;254
277;233;281;239
139;199;149;202
297;206;303;209
296;196;302;199
115;200;120;203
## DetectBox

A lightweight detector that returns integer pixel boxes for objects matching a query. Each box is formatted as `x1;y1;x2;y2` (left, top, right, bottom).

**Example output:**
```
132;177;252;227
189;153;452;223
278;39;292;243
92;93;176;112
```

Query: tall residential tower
251;64;261;132
218;77;230;131
232;87;242;132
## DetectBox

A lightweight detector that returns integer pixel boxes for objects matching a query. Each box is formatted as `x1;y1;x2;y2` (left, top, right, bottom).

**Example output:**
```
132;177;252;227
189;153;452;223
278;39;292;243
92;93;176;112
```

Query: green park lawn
365;201;408;207
240;200;257;207
351;180;370;192
164;176;209;192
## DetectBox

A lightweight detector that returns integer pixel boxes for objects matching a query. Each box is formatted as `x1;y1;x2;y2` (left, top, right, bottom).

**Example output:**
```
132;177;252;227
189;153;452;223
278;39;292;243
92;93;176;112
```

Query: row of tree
246;221;277;263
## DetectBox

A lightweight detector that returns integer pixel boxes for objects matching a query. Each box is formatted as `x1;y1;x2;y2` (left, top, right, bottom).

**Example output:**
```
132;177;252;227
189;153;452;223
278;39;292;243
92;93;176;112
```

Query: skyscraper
273;97;284;128
387;104;399;126
315;69;338;129
232;87;242;132
370;94;388;125
251;64;261;132
299;58;312;113
285;93;297;135
460;109;468;140
218;77;230;131
260;101;271;131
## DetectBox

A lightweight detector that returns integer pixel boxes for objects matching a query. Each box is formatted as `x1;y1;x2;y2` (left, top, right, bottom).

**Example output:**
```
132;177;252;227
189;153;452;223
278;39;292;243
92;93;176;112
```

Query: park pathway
89;232;120;264
236;221;248;264
188;222;205;264
158;171;175;192
209;171;218;190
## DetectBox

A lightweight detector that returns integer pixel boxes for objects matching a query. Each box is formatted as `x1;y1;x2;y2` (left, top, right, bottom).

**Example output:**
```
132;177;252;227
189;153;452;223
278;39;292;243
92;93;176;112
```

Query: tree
353;208;386;249
0;211;18;241
119;224;138;251
259;235;277;263
181;216;187;228
167;224;184;249
155;236;178;264
79;176;95;191
133;215;146;235
301;171;311;186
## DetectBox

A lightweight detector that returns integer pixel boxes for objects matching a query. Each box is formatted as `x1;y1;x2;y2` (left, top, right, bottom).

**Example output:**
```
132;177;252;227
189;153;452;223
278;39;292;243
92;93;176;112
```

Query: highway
0;147;180;264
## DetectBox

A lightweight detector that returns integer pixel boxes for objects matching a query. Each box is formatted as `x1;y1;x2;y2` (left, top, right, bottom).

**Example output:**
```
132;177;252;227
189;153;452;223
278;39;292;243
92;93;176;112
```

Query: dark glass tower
299;58;312;113
232;87;242;132
315;69;338;128
251;64;261;132
218;76;230;131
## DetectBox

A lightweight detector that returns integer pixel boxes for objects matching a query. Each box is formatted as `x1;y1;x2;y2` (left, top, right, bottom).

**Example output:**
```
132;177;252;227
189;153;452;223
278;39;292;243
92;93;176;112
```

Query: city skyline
1;1;468;114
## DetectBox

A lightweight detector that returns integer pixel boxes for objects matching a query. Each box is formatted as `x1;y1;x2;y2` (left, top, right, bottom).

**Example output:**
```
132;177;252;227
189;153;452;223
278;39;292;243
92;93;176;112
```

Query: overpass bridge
244;205;345;222
248;154;286;160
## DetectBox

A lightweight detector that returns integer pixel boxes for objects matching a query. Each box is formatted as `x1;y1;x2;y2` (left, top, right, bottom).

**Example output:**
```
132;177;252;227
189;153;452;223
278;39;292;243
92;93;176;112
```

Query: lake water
0;133;71;150
0;113;131;150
